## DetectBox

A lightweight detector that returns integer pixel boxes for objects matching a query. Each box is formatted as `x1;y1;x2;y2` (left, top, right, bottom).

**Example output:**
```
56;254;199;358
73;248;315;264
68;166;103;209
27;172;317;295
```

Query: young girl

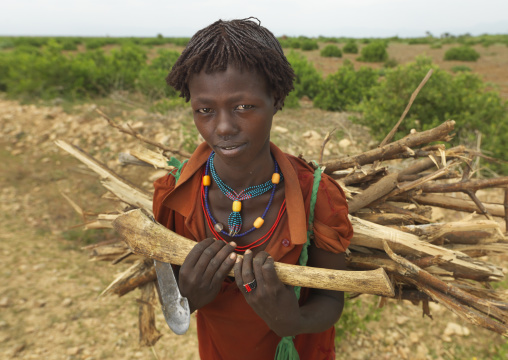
152;18;353;360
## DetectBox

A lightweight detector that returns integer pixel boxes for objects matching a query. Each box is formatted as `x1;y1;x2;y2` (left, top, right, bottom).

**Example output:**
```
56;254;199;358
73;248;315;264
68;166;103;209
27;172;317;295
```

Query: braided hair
166;17;295;110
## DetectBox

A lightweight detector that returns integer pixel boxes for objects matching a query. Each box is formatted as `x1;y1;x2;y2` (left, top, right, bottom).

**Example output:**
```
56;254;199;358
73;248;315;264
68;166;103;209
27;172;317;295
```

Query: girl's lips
214;143;245;157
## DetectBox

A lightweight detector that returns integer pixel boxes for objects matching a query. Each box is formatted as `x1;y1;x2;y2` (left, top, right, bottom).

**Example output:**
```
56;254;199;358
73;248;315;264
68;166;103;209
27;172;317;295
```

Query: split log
101;259;156;297
127;147;172;170
55;140;153;213
137;281;162;346
383;242;508;336
113;208;395;297
391;193;506;217
355;212;417;226
397;219;504;243
321;120;455;173
422;177;508;193
347;173;398;213
350;216;504;280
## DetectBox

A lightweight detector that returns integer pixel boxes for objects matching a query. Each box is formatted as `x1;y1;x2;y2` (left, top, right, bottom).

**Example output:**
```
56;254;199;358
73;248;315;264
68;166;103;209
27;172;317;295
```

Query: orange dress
153;142;353;360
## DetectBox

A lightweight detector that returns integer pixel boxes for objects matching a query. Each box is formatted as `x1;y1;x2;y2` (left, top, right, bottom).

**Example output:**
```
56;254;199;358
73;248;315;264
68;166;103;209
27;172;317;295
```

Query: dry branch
321;120;455;173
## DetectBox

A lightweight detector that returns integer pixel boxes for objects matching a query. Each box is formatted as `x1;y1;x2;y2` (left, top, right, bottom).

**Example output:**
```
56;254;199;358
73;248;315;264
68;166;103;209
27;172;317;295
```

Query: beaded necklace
201;182;287;252
203;151;284;237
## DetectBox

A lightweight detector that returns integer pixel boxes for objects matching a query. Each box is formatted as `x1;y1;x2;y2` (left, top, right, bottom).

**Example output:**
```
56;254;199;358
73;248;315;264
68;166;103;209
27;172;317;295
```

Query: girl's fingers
252;251;270;286
260;255;280;286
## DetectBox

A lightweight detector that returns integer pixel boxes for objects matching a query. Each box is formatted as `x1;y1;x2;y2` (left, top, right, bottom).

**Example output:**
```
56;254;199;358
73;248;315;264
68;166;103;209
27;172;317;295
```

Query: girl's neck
212;150;275;191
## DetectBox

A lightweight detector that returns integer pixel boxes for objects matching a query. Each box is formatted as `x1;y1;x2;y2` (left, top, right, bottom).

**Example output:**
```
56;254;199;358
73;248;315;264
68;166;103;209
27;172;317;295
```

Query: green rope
167;157;188;184
275;164;323;360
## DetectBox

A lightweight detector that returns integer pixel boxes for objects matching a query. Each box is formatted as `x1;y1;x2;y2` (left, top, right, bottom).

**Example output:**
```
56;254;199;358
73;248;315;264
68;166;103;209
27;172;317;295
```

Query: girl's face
188;66;276;167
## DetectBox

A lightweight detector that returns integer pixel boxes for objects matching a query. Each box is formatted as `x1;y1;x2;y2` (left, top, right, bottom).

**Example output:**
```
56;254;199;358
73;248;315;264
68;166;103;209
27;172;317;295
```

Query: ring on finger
243;279;257;293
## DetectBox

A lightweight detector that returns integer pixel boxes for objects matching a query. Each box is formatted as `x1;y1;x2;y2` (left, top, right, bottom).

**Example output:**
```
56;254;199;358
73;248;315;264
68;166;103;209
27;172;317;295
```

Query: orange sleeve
152;172;177;228
312;174;353;254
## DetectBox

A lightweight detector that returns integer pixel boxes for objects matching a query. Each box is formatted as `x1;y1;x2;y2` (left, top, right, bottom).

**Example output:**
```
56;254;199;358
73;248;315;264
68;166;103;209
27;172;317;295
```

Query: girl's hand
234;250;301;337
179;238;237;311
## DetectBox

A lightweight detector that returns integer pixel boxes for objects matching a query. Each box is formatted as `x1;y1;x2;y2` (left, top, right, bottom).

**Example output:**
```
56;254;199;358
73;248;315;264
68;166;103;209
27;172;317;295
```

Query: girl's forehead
189;66;271;95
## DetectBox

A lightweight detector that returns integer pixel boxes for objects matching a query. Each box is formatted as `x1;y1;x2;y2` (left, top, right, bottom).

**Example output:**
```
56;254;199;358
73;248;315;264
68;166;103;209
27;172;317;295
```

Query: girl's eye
196;108;212;114
236;104;253;110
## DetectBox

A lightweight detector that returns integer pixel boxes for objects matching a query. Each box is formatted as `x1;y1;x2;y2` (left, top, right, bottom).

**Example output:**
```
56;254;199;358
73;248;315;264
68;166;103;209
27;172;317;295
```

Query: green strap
275;164;323;360
167;157;188;184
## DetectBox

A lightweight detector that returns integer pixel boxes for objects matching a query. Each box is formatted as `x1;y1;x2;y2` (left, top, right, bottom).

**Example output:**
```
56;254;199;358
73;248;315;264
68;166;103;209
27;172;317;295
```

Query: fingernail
235;257;240;263
230;241;237;247
245;249;251;254
230;253;236;260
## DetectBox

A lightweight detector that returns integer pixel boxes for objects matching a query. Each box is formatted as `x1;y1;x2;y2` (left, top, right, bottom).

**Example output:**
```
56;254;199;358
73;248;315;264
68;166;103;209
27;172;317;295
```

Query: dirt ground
1;95;507;360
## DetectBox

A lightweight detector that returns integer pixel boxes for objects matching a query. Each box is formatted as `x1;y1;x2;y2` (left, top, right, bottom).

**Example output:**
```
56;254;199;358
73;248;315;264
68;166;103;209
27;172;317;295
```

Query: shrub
0;40;147;99
286;52;323;99
85;39;107;50
383;58;398;68
0;38;15;50
300;39;319;51
444;46;480;61
282;91;300;109
313;61;378;111
451;65;471;73
320;45;342;58
358;41;388;62
342;40;358;54
137;49;181;99
357;57;508;172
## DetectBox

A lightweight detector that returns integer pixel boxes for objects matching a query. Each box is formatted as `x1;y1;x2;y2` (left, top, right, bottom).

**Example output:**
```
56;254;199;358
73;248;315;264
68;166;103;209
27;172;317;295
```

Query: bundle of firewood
55;105;508;344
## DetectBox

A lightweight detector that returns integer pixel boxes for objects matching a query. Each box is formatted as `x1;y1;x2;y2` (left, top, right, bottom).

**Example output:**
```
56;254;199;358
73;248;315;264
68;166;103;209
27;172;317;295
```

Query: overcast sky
2;0;507;38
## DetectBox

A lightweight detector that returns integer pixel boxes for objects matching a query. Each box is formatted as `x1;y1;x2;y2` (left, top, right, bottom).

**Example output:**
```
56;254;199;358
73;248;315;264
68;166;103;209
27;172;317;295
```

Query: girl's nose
215;110;238;138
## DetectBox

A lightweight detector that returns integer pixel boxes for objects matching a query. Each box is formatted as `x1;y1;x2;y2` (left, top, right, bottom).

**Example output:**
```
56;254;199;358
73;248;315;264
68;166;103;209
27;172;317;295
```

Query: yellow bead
253;217;264;228
232;200;242;212
272;173;280;184
203;175;211;186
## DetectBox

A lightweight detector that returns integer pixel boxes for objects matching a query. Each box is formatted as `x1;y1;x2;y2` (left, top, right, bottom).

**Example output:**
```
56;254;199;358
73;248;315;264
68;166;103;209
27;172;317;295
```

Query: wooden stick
390;193;506;217
321;120;455;173
138;281;162;346
112;209;395;297
96;108;191;158
350;215;504;280
101;259;157;297
55;140;153;213
422;177;508;193
383;241;508;324
371;69;433;170
379;69;434;148
348;173;398;213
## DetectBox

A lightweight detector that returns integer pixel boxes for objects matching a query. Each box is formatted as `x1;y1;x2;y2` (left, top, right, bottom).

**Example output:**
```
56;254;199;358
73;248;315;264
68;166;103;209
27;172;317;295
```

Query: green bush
286;52;323;99
137;49;180;99
320;45;342;58
451;65;471;73
300;39;319;51
383;58;398;68
282;91;300;109
313;61;378;111
444;46;480;61
0;40;147;99
358;41;388;62
357;57;508;172
342;40;358;54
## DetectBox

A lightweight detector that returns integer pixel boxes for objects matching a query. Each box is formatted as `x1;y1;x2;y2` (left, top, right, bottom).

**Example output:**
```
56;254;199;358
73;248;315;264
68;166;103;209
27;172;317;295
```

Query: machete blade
154;260;190;335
